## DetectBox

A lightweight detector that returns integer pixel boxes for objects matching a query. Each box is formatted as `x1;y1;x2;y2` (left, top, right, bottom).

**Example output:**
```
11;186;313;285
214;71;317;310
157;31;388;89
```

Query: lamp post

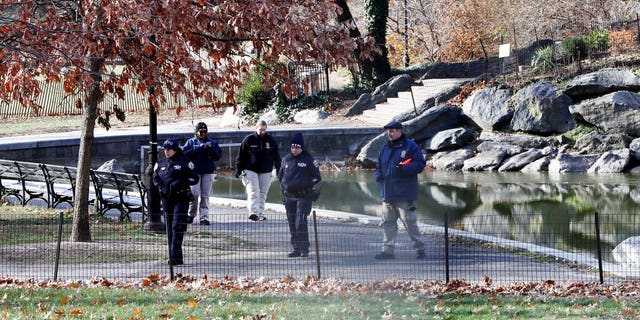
403;0;409;68
143;87;164;233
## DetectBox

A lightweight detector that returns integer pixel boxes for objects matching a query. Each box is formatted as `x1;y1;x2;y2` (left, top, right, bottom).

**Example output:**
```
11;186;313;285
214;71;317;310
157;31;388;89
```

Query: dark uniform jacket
182;136;222;174
374;134;426;202
153;153;199;200
235;132;281;174
278;151;321;198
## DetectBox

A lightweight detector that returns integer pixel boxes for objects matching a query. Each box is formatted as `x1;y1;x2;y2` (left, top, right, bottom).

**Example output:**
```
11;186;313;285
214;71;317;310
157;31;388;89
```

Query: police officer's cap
383;120;403;130
162;139;181;152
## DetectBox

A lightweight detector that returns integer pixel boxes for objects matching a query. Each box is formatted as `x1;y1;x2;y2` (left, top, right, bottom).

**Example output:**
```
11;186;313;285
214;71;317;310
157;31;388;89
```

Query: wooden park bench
89;170;148;222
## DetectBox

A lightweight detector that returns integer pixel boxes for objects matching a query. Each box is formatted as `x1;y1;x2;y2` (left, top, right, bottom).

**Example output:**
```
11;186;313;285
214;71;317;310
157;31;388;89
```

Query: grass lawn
1;283;639;319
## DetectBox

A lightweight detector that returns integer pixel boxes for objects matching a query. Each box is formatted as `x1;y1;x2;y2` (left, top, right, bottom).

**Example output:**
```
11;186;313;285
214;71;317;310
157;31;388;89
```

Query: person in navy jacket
153;139;199;266
278;133;321;257
374;120;427;260
182;122;222;226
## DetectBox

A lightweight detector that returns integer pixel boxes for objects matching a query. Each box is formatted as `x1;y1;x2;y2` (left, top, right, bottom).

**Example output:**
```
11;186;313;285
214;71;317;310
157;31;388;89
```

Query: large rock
510;81;576;134
345;74;414;116
612;236;640;267
476;141;524;155
498;149;545;172
258;109;279;126
520;156;552;172
462;149;507;171
478;131;554;149
630;138;640;160
462;87;513;130
425;127;476;151
573;131;632;154
564;68;640;101
293;109;328;124
569;91;640;136
219;106;243;128
429;148;475;171
410;104;463;142
548;153;599;173
355;133;387;168
97;159;126;173
587;148;631;173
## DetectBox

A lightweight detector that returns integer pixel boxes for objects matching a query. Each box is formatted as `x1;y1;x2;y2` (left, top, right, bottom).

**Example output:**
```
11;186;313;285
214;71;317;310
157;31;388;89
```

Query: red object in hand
399;158;412;165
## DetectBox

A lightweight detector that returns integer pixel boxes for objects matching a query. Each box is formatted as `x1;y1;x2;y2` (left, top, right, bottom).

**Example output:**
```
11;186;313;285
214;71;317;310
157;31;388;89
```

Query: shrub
530;46;556;70
560;36;588;62
235;72;273;116
583;30;609;54
608;29;637;54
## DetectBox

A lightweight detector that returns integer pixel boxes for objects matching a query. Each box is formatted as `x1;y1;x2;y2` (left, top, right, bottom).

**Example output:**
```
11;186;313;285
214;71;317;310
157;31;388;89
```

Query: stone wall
0;127;380;174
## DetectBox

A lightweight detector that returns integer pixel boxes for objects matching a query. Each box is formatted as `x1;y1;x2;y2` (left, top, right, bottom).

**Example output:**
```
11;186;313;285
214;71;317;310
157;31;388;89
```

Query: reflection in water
213;171;640;262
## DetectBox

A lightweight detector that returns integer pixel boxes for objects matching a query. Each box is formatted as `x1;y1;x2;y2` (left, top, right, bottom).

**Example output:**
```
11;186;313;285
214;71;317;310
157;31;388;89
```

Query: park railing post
444;211;450;284
54;211;63;281
312;210;321;279
594;211;604;284
165;212;174;281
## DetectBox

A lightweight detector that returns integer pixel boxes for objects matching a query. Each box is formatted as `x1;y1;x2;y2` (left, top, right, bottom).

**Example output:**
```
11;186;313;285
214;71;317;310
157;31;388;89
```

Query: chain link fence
2;206;636;285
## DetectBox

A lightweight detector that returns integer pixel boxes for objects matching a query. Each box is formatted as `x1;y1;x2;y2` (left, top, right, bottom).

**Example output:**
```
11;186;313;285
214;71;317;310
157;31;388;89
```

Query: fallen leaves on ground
2;274;640;299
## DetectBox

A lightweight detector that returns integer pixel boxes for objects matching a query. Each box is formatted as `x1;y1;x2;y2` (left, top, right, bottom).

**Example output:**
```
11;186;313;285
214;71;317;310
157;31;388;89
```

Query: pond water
212;170;640;262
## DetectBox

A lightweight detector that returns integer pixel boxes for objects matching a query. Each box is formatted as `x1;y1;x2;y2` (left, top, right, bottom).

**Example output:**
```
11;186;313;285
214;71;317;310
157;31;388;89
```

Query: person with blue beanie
278;132;321;257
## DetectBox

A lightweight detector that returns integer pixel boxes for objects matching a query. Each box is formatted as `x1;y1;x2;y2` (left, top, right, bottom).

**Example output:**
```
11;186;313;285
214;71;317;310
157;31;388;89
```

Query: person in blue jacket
153;139;199;266
278;133;321;257
374;120;427;260
182;122;222;226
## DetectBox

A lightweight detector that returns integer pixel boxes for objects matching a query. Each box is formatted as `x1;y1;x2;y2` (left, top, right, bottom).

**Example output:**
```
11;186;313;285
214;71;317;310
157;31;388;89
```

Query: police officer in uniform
153;139;199;265
374;120;427;260
235;120;282;221
277;133;321;257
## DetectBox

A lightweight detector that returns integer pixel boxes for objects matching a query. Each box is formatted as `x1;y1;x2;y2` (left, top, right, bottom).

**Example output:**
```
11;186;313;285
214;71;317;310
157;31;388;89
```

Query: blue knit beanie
290;132;304;148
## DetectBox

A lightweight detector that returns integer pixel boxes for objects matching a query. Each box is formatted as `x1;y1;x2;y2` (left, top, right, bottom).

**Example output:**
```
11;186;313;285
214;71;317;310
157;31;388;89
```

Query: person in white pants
235;120;282;221
182;122;222;225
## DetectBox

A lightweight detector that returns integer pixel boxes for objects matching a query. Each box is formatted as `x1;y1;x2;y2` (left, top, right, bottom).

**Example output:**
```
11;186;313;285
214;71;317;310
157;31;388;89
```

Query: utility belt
284;188;313;199
172;188;195;201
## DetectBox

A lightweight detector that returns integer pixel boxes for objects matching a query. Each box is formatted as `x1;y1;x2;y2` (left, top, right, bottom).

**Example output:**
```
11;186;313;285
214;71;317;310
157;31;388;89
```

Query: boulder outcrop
354;67;640;174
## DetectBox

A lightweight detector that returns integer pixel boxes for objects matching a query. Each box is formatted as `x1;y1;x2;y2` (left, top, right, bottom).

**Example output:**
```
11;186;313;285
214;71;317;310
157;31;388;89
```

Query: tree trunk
334;0;363;87
70;57;104;242
364;0;392;86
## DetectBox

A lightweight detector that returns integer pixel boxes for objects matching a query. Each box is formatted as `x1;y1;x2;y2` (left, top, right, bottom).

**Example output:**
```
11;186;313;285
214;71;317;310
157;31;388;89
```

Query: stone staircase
358;78;472;126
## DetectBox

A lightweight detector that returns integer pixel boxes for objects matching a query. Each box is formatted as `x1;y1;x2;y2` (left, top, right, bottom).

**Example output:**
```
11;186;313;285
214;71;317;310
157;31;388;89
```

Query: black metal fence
287;62;330;98
1;206;638;285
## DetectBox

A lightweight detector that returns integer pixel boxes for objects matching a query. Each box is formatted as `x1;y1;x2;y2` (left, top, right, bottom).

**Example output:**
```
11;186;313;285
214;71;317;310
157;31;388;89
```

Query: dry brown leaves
2;275;640;299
